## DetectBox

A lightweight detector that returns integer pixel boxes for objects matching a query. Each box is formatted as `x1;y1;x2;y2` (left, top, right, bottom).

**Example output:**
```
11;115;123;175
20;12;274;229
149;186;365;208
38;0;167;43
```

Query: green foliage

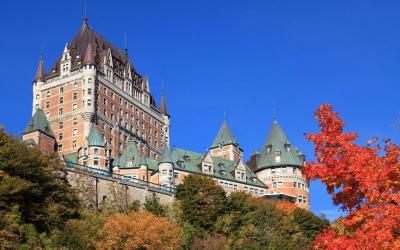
0;129;80;248
291;208;330;244
144;197;167;217
176;174;228;232
49;210;104;250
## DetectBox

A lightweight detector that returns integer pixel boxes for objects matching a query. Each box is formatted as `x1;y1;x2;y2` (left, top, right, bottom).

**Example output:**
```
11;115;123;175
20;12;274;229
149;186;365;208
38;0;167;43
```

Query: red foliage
305;104;400;250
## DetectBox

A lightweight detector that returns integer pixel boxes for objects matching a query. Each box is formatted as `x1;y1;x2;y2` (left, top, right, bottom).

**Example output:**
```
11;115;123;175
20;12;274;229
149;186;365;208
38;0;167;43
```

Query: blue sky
0;0;399;220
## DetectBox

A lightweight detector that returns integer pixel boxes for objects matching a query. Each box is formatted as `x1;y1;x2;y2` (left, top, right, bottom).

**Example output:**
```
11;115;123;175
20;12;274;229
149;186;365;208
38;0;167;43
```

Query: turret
158;146;174;187
80;126;108;171
160;84;171;148
81;41;97;139
32;53;46;114
254;118;310;210
23;109;56;154
209;118;243;161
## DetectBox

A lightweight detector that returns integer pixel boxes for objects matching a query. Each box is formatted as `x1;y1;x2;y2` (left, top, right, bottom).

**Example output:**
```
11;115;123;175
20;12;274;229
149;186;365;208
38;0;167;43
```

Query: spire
81;0;88;31
83;42;95;65
210;118;238;148
159;81;169;116
160;146;173;164
34;52;46;82
24;109;54;138
87;126;105;147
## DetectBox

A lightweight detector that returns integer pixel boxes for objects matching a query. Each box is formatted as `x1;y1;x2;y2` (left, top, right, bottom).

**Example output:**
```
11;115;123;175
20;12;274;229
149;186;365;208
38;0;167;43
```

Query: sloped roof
256;119;304;171
119;141;140;169
24;109;54;138
34;54;46;82
210;119;239;148
160;146;173;164
171;148;266;188
87;126;105;147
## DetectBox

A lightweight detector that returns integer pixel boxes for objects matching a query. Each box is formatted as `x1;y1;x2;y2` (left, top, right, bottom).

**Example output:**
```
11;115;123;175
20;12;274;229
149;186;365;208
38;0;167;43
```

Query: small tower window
58;133;63;140
46;91;50;98
72;129;78;136
59;122;63;129
58;108;63;115
72;141;77;148
45;101;50;108
59;97;64;104
274;151;281;163
73;118;77;125
94;149;99;155
59;87;64;93
73;93;77;100
73;104;77;111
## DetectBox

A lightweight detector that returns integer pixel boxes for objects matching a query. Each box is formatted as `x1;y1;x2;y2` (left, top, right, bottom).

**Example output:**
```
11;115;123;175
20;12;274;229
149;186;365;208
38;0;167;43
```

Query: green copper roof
24;108;54;138
63;152;79;163
119;141;140;169
171;148;266;188
113;155;120;167
210;119;239;148
159;146;173;164
87;126;105;147
256;119;303;171
138;154;148;166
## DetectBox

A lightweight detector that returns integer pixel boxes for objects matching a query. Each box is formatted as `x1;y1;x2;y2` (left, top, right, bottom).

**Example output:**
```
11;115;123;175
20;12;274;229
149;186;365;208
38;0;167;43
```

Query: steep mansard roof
24;109;54;138
210;119;239;149
256;119;304;171
87;126;105;147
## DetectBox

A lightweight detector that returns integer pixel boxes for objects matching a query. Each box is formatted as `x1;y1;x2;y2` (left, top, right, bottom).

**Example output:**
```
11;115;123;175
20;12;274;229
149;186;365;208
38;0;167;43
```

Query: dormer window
127;157;133;167
274;151;281;163
218;143;223;149
183;155;190;162
266;145;272;154
285;143;291;152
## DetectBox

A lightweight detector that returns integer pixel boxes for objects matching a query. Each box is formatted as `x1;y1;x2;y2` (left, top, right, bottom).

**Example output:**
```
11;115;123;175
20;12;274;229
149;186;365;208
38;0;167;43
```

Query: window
45;101;50;108
104;87;107;94
277;181;283;187
59;122;63;129
73;118;77;125
274;151;282;163
58;108;63;115
87;99;91;106
58;144;63;151
162;169;167;176
293;182;297;188
273;182;277;188
111;92;114;99
110;102;114;110
58;133;63;140
282;167;287;173
271;168;276;175
73;104;77;111
73;92;77;100
94;148;99;155
94;158;99;166
73;82;78;89
103;98;107;105
59;87;64;93
35;104;39;109
35;94;39;100
88;88;92;95
46;91;50;97
72;141;77;148
59;97;63;104
73;129;78;136
103;109;107;116
88;78;92;84
110;113;114;121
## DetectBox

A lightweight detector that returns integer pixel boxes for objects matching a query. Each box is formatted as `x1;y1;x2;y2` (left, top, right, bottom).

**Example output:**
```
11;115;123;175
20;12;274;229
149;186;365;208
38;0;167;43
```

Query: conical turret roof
211;119;238;148
87;126;105;147
119;141;139;168
159;146;173;164
256;119;303;172
24;109;54;137
160;88;169;116
34;54;46;82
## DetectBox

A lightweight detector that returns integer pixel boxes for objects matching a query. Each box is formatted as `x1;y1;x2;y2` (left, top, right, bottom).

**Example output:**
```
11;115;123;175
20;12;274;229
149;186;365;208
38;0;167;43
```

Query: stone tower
254;119;310;210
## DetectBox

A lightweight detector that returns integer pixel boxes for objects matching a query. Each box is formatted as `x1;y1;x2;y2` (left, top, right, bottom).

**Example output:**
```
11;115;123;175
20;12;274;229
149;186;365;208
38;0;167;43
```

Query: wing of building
23;18;310;210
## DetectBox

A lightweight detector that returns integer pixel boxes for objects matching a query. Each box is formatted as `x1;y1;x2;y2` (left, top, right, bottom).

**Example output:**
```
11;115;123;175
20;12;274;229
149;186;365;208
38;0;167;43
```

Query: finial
272;106;277;123
224;112;227;121
161;80;165;96
84;0;87;19
40;44;44;60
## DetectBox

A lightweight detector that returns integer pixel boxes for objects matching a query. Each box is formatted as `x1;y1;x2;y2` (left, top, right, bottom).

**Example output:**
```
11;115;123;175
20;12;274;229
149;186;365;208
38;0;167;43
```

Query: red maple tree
305;104;400;249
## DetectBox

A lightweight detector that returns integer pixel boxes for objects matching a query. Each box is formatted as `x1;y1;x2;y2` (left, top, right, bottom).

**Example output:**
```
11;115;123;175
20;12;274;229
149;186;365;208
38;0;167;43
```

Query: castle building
29;18;170;166
23;18;310;210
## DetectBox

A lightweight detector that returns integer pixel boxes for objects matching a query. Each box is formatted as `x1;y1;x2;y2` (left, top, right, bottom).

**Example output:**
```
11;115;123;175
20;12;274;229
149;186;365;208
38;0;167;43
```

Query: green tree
291;208;329;244
0;129;80;236
144;197;167;217
176;174;228;232
49;210;105;250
